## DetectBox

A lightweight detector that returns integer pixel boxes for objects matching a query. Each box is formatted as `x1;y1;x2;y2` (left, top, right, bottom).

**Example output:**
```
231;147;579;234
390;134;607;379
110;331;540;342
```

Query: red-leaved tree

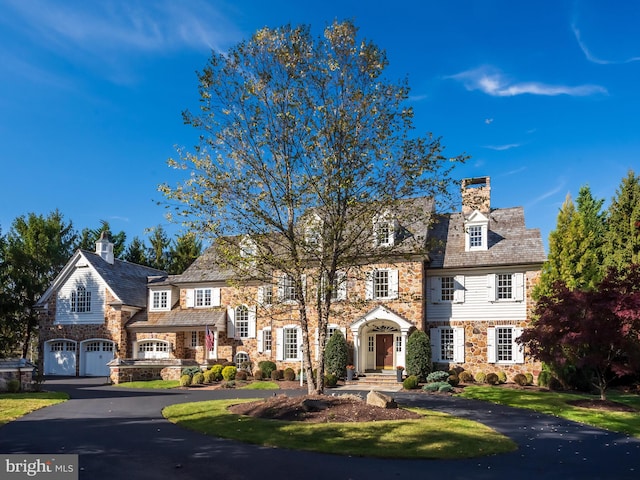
518;265;640;400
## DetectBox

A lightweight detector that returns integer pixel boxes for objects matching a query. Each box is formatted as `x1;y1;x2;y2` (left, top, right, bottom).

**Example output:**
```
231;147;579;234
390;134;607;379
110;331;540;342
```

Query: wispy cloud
448;66;607;97
572;23;640;65
527;182;566;207
484;143;521;151
4;0;240;55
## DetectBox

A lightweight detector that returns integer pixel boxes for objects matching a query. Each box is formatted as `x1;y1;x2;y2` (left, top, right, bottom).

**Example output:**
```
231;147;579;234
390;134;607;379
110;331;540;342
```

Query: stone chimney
461;177;491;216
95;231;115;264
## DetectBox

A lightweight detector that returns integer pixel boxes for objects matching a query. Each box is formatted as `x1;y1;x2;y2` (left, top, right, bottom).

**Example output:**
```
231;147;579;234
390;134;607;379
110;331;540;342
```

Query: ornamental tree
160;21;465;394
519;265;640;400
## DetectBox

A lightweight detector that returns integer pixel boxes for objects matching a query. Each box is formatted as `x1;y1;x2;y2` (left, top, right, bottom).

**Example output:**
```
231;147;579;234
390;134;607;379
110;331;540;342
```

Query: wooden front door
375;334;394;369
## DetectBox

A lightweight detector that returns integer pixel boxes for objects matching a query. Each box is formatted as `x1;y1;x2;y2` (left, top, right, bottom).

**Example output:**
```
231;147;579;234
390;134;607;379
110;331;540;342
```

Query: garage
81;340;115;376
44;340;77;376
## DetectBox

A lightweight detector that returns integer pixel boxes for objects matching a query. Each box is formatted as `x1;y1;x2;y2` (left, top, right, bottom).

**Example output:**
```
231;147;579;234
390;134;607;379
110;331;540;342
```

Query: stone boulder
366;390;398;409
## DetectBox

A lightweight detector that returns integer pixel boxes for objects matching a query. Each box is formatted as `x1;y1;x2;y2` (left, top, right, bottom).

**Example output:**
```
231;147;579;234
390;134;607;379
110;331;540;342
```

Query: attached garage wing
45;340;77;376
81;340;115;376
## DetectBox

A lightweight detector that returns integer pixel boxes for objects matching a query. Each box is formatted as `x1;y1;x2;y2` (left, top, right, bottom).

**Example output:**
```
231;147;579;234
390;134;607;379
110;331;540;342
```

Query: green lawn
114;380;180;389
239;381;280;390
163;398;516;459
459;386;640;437
0;392;69;426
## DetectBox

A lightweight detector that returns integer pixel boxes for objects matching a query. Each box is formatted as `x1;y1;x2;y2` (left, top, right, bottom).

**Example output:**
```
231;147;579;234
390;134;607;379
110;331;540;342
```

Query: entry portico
350;305;415;373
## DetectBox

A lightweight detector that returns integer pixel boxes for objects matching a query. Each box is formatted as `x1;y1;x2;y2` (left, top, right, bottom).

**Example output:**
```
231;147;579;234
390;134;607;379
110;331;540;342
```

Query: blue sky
1;1;638;252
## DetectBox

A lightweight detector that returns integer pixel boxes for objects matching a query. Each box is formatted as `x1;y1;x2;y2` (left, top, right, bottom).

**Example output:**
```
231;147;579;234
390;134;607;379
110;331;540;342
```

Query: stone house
36;176;546;383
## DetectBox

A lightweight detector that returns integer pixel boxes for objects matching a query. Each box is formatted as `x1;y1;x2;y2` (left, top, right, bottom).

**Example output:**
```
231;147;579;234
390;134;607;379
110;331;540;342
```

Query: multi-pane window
51;341;75;352
440;328;455;361
235;306;249;338
152;291;168;310
284;327;299;360
441;277;455;301
497;274;513;300
468;225;483;248
281;275;298;302
195;288;212;307
496;327;513;362
376;221;393;246
235;352;250;368
137;341;170;359
190;331;199;348
71;286;91;313
368;336;374;352
263;329;272;352
373;270;389;299
395;336;402;353
259;285;273;305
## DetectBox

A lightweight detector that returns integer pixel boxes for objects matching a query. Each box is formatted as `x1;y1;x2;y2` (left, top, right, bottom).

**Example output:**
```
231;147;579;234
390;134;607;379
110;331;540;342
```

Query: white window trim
430;327;465;363
135;340;171;359
430;275;465;303
227;305;257;340
487;326;524;364
150;289;171;312
257;327;272;353
373;213;398;248
365;269;399;300
487;273;525;302
276;325;302;361
464;211;489;252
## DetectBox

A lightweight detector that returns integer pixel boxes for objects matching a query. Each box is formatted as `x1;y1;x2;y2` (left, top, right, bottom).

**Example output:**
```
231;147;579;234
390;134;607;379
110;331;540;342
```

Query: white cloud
484;143;521;151
572;23;640;65
527;182;566;207
449;66;607;97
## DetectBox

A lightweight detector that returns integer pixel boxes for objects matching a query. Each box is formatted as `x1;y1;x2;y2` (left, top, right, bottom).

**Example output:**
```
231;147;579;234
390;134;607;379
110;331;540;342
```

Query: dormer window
151;290;170;311
464;211;489;251
240;236;257;259
373;212;397;247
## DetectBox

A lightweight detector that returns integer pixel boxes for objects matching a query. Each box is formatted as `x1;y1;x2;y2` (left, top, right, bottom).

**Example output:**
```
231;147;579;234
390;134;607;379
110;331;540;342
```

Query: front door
375;334;394;369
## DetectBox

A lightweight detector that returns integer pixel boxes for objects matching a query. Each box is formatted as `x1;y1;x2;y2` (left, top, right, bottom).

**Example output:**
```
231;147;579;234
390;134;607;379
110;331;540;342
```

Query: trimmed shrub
439;383;454;393
406;330;432;381
426;371;450;383
422;381;449;392
222;365;237;381
283;367;296;381
538;370;552;388
253;369;263;381
403;375;419;390
475;372;487;384
485;373;500;385
525;372;534;385
497;371;507;384
258;361;276;379
513;373;528;386
324;373;338;388
191;372;204;385
235;370;248;381
325;329;348;377
180;374;192;387
458;371;474;383
203;369;217;384
271;369;284;381
181;366;201;377
448;374;459;387
210;364;224;381
7;379;20;393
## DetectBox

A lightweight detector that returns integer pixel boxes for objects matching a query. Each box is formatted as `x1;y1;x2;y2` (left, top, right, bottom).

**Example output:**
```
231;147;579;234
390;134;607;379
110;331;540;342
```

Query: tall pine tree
603;170;640;269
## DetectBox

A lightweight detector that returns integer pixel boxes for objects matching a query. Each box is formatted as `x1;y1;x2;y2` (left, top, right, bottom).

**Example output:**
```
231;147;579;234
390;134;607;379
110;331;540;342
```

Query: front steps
344;370;403;390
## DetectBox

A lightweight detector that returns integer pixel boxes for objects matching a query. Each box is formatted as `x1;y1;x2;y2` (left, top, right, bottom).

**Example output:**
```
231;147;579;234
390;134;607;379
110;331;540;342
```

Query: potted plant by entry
346;365;355;381
396;366;404;382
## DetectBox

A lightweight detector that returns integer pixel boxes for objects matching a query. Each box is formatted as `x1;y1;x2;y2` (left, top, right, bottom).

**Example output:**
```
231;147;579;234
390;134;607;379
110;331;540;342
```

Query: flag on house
205;325;214;351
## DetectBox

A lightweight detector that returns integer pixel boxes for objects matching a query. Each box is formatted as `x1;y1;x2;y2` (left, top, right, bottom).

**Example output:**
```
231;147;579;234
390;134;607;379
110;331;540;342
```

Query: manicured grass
459;386;640;437
0;392;69;426
163;399;516;459
115;380;180;389
240;381;280;390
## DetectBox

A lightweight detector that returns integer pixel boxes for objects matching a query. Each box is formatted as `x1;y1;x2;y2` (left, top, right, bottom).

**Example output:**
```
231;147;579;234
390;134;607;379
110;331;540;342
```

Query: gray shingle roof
126;308;227;331
170;246;236;284
82;250;166;308
427;207;546;269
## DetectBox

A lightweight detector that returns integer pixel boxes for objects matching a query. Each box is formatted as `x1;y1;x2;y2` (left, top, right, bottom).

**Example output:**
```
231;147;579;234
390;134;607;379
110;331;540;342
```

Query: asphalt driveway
1;378;639;479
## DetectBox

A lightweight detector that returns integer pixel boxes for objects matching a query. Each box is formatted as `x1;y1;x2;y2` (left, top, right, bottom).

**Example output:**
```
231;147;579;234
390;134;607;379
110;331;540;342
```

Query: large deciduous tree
161;21;465;394
519;266;640;400
2;211;76;358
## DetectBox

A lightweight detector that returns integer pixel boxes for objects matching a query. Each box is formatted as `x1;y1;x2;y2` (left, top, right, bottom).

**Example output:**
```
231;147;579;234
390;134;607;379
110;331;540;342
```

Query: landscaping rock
366;390;398;409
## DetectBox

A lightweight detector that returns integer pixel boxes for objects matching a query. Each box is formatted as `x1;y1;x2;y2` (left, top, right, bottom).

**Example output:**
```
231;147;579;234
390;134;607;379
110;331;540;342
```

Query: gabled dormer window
464;211;489;251
304;213;323;248
373;212;397;247
239;236;257;259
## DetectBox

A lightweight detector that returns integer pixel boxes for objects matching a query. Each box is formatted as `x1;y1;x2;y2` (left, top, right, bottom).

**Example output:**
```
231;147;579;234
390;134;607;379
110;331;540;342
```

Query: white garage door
45;341;77;376
82;341;114;376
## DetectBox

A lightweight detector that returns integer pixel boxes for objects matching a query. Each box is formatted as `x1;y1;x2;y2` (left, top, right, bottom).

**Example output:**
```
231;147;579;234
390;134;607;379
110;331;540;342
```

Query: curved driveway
1;378;639;479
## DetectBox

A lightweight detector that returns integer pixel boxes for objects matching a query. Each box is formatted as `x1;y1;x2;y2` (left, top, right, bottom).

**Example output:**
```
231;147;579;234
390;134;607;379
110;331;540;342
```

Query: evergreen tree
574;185;606;289
123;236;149;265
324;330;348;378
147;225;170;271
168;232;202;274
405;330;431;381
603;170;640;269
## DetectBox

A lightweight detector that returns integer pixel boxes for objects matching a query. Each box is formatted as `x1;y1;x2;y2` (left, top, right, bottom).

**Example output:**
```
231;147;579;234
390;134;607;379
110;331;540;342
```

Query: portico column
352;330;360;373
